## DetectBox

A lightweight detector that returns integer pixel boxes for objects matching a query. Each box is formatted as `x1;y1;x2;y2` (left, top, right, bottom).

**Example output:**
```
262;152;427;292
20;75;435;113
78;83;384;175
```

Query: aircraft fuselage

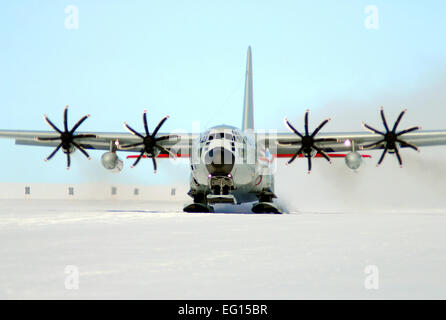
188;125;274;205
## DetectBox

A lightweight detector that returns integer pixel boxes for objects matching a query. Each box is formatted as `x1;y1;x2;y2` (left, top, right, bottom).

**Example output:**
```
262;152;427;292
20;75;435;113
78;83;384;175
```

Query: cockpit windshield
200;129;246;144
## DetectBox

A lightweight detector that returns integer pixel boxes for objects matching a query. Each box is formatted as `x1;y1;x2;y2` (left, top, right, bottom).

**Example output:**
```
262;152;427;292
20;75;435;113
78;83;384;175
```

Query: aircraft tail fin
242;46;254;131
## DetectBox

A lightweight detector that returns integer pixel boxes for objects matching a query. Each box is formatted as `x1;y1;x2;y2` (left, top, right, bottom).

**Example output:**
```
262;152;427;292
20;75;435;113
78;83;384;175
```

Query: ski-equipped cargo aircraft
2;47;446;213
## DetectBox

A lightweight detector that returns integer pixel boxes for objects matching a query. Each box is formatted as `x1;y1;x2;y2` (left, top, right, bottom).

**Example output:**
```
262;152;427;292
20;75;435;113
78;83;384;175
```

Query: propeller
278;109;336;173
35;105;96;169
118;110;178;172
360;107;421;167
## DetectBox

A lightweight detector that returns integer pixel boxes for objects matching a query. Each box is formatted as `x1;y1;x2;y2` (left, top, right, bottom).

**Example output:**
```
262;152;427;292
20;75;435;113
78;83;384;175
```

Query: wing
258;130;446;155
0;130;197;156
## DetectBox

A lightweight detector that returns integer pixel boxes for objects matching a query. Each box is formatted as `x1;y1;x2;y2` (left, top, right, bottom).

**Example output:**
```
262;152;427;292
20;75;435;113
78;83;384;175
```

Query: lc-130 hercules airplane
2;47;446;213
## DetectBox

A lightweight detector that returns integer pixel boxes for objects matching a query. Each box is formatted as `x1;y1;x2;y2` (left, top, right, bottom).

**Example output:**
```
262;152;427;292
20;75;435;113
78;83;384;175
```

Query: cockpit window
207;131;234;141
213;132;230;139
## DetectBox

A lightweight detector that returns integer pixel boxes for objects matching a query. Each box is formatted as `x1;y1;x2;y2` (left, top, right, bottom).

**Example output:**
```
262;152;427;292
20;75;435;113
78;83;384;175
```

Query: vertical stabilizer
242;46;254;131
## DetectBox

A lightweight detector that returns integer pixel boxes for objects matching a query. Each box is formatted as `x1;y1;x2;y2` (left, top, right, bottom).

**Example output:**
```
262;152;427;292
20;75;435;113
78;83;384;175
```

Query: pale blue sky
1;0;445;184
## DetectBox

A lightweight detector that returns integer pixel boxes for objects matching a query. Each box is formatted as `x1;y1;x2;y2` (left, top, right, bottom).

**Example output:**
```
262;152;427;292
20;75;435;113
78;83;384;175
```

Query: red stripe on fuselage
274;153;372;158
126;154;190;159
127;153;372;159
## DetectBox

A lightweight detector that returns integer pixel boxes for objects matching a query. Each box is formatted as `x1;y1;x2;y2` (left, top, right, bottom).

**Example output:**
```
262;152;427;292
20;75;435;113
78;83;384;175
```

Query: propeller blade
124;122;144;138
152;157;157;173
155;135;179;142
377;147;388;166
143;110;150;135
63;105;69;132
313;146;331;163
152;116;169;137
304;110;309;136
361;139;385;150
155;144;177;159
72;134;96;139
313;137;337;143
380;107;390;132
71;141;91;160
397;126;421;136
392;109;407;132
66;152;71;170
394;146;403;167
70;115;90;134
306;154;312;173
35;136;61;141
362;122;385;135
131;150;145;168
286;147;302;165
397;139;419;152
44;115;62;134
311;118;330;137
284;118;303;138
45;143;62;161
276;140;301;146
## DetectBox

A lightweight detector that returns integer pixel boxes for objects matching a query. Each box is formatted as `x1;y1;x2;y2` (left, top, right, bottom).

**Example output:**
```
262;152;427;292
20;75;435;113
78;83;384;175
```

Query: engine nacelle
345;151;362;170
101;152;123;173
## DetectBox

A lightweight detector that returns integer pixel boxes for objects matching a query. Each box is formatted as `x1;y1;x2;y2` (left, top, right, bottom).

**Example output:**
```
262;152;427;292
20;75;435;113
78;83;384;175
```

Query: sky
1;0;446;185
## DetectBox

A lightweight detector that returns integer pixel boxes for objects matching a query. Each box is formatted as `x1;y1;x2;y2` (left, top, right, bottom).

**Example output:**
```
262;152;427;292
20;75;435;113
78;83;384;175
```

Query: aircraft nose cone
205;147;235;176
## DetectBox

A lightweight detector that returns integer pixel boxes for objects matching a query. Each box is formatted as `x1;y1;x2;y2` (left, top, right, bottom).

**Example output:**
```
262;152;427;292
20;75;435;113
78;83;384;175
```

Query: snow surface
1;199;446;299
